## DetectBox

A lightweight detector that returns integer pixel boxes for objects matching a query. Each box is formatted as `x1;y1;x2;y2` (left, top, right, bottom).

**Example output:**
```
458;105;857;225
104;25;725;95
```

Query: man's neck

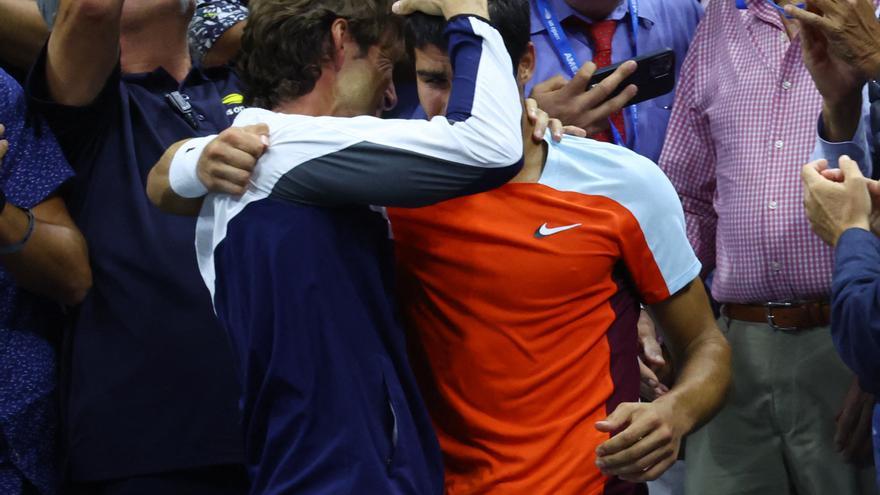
510;127;549;184
119;22;191;82
273;77;345;117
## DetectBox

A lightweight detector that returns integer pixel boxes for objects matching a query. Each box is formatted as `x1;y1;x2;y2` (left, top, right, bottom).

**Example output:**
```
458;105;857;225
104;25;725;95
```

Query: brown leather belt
722;301;831;330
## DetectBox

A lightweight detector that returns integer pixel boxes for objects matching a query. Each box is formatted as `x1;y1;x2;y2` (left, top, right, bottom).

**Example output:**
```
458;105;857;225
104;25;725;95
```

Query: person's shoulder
545;135;680;207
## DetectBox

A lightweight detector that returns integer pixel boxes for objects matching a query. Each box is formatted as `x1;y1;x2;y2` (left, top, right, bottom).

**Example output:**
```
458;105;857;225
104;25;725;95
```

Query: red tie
586;20;626;144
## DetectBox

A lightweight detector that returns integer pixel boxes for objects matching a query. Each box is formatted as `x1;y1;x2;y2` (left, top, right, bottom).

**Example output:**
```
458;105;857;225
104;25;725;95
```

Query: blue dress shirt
528;0;703;162
0;68;73;495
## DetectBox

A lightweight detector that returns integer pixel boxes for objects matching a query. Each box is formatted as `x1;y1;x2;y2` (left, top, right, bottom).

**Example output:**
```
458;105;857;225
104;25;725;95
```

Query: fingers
801;159;829;185
0;123;5;137
524;98;539;123
638;359;668;401
618;453;677;483
580;60;637;105
562;125;587;138
820;168;845;182
531;75;568;96
222;127;269;159
785;2;833;30
589;84;638;123
241;123;271;144
392;0;442;16
637;311;665;367
596;405;658;456
842;400;874;462
526;106;553;142
595;402;635;436
598;429;675;476
568;62;599;94
548;119;565;142
866;179;880;199
839;155;866;181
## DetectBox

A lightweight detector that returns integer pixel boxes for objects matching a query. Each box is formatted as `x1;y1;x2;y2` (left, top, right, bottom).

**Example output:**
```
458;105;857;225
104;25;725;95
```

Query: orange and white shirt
388;134;700;495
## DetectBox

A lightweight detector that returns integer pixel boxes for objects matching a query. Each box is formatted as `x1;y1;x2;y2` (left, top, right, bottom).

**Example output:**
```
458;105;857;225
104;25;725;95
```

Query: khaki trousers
684;318;877;495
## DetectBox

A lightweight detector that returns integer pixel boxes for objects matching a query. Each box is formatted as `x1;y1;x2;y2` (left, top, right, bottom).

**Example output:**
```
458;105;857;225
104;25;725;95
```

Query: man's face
334;38;403;117
414;44;454;120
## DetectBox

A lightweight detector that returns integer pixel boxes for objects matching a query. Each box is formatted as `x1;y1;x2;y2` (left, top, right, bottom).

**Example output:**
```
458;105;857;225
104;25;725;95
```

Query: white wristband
168;135;216;198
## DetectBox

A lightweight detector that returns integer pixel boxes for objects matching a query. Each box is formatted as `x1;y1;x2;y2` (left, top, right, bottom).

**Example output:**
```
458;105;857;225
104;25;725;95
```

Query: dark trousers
66;464;248;495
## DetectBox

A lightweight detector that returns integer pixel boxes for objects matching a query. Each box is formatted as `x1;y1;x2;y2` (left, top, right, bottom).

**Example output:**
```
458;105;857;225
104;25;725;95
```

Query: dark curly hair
237;0;400;109
405;0;530;68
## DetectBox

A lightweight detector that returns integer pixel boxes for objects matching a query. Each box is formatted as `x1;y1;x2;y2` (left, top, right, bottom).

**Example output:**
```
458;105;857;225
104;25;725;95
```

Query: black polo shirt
27;47;245;482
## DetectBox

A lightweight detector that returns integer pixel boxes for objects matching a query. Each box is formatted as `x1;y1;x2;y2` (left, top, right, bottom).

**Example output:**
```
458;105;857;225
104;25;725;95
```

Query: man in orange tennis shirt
388;4;731;494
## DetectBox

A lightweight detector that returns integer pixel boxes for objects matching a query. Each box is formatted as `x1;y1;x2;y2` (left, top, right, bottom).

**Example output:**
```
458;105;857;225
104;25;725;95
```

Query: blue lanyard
535;0;640;148
735;0;806;19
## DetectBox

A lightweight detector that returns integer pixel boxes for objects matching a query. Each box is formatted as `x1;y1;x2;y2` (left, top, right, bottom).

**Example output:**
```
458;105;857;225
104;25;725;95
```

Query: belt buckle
765;301;797;331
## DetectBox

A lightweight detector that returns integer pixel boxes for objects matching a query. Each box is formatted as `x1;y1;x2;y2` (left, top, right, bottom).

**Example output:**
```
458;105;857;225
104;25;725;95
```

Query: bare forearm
47;0;124;106
822;90;863;143
146;140;204;216
0;0;48;71
0;202;91;305
655;333;731;434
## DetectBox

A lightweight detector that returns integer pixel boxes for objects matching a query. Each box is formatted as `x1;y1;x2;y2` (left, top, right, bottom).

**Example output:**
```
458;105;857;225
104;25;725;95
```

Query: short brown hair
238;0;399;109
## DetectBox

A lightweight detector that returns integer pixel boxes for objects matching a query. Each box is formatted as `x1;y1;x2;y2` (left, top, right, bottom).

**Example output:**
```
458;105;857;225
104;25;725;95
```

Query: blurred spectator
0;0;49;80
25;0;246;492
659;0;878;493
527;0;703;162
0;67;90;495
792;0;880;485
801;156;880;489
188;0;248;67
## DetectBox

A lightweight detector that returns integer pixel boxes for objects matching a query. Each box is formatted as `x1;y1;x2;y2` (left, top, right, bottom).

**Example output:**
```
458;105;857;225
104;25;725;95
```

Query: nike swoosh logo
534;223;582;238
185;146;197;153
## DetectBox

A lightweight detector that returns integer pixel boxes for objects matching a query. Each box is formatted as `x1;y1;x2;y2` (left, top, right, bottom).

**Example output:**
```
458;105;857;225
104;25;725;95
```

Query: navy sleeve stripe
444;16;483;124
269;141;520;208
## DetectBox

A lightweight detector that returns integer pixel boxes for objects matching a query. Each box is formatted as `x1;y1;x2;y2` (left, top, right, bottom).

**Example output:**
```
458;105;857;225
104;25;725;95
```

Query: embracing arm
152;10;522;211
0;196;91;305
147;140;204;216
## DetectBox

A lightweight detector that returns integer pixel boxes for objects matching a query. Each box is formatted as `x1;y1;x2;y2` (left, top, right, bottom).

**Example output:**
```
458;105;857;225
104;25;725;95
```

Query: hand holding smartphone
587;48;676;107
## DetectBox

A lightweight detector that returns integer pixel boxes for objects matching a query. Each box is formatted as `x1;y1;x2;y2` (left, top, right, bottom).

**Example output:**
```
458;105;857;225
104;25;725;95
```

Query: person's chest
391;185;630;313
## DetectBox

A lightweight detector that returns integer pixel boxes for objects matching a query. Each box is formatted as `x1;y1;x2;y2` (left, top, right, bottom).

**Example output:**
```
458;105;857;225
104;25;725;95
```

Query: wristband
168;135;215;198
0;207;35;255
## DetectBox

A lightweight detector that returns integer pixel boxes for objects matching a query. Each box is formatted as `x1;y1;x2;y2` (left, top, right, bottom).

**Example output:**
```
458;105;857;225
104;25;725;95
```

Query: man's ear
517;42;537;86
330;18;349;69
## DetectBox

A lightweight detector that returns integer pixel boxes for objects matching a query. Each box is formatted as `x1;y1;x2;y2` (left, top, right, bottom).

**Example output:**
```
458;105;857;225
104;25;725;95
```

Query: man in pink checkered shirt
659;0;878;492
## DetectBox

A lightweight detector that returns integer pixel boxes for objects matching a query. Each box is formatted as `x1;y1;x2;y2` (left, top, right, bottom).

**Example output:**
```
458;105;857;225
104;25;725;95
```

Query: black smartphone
588;48;676;107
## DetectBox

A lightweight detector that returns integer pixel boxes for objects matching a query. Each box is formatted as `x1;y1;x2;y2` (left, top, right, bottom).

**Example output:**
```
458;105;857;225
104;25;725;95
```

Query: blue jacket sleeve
832;227;880;394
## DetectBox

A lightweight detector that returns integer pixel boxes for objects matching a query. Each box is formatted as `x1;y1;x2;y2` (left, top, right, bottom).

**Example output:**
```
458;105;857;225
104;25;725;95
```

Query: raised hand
530;61;638;136
392;0;489;19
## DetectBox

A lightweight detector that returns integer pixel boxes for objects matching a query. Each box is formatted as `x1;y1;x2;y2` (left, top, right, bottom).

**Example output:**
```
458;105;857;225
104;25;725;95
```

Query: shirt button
769;200;778;209
771;261;781;271
781;81;792;90
774;140;784;149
